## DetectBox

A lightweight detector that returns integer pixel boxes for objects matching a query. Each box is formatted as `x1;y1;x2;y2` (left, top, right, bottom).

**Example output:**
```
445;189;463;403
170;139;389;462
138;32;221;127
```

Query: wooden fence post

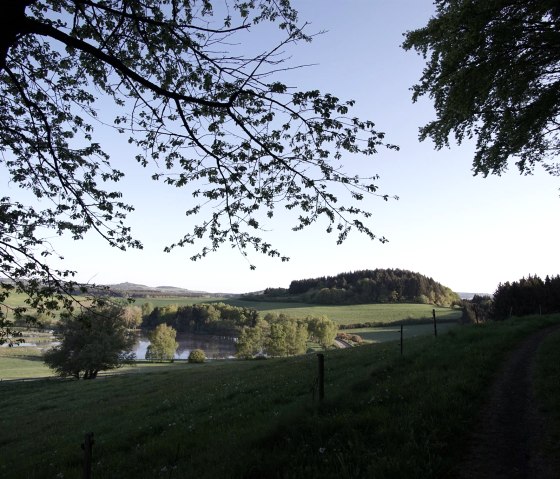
432;309;437;337
400;324;403;356
82;432;94;479
317;353;324;402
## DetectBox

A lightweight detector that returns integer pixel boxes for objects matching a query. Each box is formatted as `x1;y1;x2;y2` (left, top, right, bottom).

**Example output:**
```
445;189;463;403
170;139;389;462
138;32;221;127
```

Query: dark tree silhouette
0;0;397;334
492;274;560;320
403;0;560;176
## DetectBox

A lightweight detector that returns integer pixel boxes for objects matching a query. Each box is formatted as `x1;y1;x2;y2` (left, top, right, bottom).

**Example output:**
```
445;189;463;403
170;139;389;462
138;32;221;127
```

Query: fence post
432;309;437;337
82;432;94;479
400;324;403;356
317;353;324;402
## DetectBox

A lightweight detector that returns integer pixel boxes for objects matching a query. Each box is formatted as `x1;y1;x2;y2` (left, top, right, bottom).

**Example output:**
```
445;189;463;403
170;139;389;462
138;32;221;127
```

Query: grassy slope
348;321;457;343
1;314;559;478
0;304;459;381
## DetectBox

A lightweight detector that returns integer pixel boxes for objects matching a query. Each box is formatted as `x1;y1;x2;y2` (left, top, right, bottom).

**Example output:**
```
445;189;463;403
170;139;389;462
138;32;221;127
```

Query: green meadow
347;321;458;343
1;297;462;381
140;297;462;325
2;291;461;325
1;315;559;478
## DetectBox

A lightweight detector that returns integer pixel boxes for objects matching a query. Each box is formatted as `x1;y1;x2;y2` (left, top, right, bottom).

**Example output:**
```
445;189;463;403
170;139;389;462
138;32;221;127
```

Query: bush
188;349;206;363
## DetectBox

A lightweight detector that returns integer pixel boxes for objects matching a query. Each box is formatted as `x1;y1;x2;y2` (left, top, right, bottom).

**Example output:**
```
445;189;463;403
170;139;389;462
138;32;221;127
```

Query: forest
250;269;461;307
492;275;560;320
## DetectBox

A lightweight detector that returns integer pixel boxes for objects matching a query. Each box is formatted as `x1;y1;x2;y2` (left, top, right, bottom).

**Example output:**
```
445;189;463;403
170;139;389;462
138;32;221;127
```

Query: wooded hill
251;269;461;307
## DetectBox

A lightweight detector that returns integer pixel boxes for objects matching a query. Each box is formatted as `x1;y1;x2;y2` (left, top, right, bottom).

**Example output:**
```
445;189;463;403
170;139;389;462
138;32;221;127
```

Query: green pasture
0;331;55;380
0;356;53;380
3;291;462;326
0;292;31;320
1;315;559;478
232;300;461;325
140;297;462;325
348;322;458;343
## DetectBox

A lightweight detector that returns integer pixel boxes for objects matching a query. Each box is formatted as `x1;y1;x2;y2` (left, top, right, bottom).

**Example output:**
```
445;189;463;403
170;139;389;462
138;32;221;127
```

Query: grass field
0;322;457;380
3;292;462;325
0;356;53;380
347;322;458;343
0;299;461;381
1;314;559;478
140;297;462;325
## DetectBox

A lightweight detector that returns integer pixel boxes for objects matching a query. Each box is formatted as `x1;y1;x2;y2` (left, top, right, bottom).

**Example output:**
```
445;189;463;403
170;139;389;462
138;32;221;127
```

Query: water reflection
133;332;237;360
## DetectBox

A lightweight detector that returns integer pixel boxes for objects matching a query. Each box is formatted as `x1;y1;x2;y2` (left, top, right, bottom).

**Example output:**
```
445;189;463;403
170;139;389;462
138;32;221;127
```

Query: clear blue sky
17;0;560;294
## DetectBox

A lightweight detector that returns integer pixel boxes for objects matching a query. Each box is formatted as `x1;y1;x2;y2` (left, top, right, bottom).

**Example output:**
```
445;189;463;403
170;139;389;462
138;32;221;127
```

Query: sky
7;0;560;295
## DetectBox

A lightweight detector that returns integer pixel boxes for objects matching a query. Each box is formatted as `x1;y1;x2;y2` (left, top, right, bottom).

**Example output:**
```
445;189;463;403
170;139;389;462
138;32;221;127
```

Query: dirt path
458;326;560;479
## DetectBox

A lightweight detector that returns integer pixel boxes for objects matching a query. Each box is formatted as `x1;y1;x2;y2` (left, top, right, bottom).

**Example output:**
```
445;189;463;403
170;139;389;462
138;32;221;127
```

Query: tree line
492;275;560;320
460;275;560;323
254;269;461;307
141;302;338;357
42;301;339;379
142;302;259;335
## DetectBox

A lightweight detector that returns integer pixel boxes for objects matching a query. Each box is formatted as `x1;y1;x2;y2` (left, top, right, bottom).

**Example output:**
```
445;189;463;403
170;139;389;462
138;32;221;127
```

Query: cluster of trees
281;269;460;306
236;314;337;358
143;303;258;335
492;275;560;320
141;302;338;357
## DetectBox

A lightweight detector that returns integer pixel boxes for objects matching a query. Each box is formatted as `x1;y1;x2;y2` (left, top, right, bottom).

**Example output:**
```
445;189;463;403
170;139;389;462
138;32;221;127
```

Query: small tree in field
145;324;179;362
44;305;135;379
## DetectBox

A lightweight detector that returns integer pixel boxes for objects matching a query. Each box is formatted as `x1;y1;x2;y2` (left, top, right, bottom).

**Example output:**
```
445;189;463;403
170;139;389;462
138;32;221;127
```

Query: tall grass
1;315;558;478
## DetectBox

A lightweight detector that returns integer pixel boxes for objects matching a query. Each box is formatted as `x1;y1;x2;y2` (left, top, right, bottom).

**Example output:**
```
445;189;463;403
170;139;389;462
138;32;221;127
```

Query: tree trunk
0;0;36;72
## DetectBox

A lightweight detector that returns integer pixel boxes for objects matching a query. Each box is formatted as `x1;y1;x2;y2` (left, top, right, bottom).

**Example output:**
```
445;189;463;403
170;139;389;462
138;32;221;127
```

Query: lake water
133;332;237;360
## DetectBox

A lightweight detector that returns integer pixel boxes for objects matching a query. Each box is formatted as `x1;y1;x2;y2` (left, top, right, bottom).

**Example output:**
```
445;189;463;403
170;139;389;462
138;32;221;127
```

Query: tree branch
21;17;235;109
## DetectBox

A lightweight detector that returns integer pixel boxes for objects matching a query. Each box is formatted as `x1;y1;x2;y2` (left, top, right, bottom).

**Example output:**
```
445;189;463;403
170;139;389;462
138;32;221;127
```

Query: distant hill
245;268;461;307
107;282;236;298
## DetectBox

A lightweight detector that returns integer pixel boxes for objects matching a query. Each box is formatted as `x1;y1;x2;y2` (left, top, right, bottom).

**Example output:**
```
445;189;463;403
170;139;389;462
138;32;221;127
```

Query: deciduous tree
122;305;142;329
0;0;396;337
236;318;268;359
307;315;337;349
145;323;178;362
403;1;560;176
43;304;135;379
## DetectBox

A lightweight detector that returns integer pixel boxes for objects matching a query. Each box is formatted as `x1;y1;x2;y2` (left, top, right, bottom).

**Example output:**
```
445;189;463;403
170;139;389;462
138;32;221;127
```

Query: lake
133;332;237;360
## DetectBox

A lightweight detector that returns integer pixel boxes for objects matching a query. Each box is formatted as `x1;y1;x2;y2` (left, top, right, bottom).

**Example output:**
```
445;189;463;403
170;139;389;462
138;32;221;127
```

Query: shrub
188;349;206;363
